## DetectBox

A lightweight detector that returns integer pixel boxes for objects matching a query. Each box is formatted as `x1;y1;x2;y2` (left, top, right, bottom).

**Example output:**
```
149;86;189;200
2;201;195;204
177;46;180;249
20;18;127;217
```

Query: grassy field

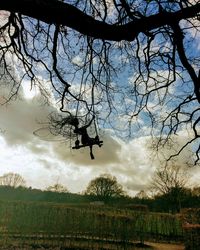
0;200;184;249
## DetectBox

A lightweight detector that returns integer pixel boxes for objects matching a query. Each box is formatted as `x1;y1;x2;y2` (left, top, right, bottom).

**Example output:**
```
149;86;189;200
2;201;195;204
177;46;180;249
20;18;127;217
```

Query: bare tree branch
0;0;199;41
0;0;200;163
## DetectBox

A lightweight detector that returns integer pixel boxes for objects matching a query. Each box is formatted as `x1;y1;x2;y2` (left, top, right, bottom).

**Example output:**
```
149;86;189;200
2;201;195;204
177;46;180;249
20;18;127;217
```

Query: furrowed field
0;200;184;249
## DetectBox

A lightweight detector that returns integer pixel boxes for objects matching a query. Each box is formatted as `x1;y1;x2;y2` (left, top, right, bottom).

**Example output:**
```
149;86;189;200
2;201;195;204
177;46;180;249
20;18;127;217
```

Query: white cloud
22;83;40;99
0;95;54;145
51;132;121;166
0;77;199;195
72;55;84;67
0;119;199;194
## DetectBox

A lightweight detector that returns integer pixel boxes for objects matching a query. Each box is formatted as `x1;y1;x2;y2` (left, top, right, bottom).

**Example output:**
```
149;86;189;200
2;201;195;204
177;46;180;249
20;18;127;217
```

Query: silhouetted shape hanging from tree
0;0;200;163
45;113;103;159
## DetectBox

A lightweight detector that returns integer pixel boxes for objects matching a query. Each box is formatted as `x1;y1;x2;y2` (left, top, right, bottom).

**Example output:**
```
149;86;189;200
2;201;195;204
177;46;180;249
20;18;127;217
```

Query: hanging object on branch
70;115;103;160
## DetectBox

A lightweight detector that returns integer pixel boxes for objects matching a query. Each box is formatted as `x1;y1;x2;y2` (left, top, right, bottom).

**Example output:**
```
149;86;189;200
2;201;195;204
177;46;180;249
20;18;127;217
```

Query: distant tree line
0;170;199;213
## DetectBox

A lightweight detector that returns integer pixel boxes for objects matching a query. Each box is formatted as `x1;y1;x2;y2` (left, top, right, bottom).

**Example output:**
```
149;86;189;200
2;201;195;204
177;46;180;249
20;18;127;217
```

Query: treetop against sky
0;0;200;191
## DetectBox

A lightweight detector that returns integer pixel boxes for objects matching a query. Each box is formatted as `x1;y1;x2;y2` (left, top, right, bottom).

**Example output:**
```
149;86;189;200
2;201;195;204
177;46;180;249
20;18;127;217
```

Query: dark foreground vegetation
0;199;183;250
0;186;199;249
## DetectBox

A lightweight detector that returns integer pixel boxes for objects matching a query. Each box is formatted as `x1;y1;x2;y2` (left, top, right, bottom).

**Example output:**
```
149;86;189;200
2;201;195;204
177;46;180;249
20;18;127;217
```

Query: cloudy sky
0;85;153;194
0;81;199;196
0;6;200;196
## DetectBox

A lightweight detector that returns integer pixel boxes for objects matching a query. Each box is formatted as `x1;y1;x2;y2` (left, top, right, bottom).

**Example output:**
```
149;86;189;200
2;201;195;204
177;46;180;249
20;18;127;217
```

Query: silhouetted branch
0;0;200;163
0;0;199;41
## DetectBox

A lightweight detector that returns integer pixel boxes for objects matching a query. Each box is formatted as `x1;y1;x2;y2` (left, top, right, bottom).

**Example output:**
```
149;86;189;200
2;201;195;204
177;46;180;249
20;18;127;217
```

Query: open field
0;200;184;249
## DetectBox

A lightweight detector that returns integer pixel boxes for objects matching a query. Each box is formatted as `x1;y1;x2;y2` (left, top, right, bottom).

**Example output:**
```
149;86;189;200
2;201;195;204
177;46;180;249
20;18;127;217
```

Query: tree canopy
0;0;200;162
85;174;125;200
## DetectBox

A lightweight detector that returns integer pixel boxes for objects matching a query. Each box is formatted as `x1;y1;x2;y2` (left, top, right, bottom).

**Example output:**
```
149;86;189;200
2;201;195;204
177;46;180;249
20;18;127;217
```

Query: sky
0;85;153;194
0;83;199;195
0;4;200;196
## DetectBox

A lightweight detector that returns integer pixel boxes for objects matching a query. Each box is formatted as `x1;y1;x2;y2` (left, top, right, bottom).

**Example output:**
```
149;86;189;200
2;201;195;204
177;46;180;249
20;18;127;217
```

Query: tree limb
0;0;200;41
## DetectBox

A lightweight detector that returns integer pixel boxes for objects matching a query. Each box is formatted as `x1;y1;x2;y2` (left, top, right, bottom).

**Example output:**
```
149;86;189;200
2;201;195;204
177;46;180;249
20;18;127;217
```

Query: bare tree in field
0;1;200;162
0;172;26;187
151;165;188;195
151;164;190;212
